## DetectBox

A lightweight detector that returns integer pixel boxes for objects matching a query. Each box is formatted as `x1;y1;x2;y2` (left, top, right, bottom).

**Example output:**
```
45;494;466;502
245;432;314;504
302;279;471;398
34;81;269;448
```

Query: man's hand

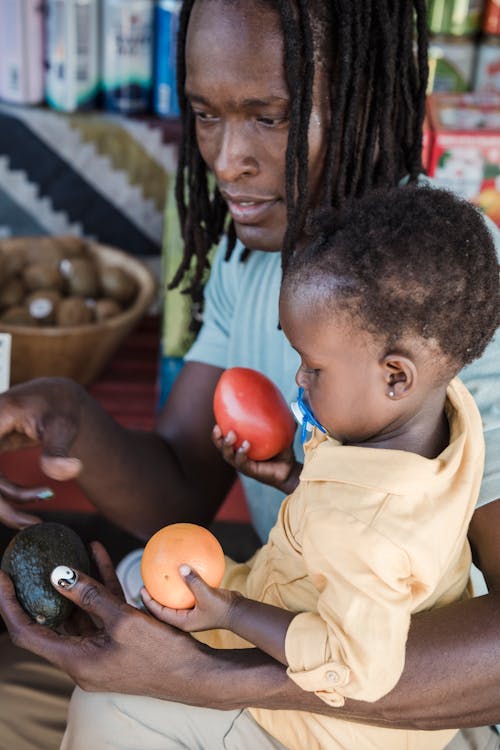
0;541;222;700
0;377;87;528
0;475;55;529
0;377;84;484
212;425;301;494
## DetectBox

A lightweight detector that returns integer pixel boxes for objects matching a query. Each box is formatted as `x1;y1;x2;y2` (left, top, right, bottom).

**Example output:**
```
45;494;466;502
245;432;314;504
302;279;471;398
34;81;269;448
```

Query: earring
388;389;395;398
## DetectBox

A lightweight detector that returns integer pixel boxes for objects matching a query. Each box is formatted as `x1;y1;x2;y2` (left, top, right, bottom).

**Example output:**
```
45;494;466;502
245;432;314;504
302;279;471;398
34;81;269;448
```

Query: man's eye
257;116;288;127
194;110;217;122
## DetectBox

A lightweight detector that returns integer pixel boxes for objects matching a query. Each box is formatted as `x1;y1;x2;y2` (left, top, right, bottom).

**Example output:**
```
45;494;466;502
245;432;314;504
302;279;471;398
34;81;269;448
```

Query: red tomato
213;367;296;460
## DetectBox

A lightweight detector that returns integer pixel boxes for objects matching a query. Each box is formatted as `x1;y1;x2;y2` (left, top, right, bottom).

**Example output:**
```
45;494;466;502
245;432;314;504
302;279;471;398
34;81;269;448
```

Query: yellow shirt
207;378;483;750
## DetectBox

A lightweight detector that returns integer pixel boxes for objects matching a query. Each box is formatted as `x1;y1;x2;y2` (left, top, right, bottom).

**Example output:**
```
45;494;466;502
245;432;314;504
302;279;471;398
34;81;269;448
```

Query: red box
422;115;433;174
426;92;500;226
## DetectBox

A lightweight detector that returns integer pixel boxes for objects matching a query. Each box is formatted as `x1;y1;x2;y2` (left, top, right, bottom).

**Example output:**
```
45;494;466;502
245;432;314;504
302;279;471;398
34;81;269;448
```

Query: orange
141;523;225;609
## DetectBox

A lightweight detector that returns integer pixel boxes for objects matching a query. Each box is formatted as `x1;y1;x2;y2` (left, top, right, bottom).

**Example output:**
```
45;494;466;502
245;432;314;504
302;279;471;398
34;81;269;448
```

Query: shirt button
326;670;338;683
330;695;345;707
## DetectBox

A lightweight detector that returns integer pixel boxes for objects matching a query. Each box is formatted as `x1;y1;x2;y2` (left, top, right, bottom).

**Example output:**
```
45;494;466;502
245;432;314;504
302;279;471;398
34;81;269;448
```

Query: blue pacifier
290;388;327;444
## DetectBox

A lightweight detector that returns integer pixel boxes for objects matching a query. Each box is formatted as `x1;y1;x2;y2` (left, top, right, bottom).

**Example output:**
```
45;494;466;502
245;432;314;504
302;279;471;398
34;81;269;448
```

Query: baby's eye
301;366;319;375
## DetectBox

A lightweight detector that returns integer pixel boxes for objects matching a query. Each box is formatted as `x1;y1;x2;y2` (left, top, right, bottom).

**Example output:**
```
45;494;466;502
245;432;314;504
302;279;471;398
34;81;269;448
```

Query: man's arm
468;495;500;594
0;362;236;539
2;504;500;730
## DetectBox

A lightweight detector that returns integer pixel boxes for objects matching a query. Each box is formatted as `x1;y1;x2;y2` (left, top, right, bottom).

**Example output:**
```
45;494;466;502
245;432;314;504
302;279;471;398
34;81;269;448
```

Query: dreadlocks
170;0;428;296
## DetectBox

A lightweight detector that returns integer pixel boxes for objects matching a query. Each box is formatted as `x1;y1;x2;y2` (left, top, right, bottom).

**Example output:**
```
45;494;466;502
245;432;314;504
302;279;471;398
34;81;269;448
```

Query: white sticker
29;298;53;320
0;334;12;392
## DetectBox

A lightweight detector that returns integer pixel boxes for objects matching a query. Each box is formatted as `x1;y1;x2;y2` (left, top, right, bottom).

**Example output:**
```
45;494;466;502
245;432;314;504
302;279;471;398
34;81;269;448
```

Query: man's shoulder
211;239;282;278
206;239;282;314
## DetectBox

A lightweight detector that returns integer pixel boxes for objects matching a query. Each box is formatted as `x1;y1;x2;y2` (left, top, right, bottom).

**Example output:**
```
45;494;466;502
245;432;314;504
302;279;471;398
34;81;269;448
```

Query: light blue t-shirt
186;222;500;544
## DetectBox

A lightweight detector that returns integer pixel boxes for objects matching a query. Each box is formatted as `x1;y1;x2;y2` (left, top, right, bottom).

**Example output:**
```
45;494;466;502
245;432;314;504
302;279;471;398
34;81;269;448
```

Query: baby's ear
382;354;417;400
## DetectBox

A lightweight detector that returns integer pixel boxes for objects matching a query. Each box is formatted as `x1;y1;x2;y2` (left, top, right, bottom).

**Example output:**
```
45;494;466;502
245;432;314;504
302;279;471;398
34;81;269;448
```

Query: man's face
185;0;329;252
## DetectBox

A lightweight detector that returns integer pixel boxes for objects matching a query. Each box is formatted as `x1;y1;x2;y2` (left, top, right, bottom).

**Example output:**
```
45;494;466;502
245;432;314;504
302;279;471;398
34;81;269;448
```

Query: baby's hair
281;185;500;372
171;0;428;299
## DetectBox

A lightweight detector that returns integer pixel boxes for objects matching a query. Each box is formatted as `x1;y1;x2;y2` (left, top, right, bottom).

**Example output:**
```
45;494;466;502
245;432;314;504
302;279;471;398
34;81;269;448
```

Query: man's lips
222;193;279;224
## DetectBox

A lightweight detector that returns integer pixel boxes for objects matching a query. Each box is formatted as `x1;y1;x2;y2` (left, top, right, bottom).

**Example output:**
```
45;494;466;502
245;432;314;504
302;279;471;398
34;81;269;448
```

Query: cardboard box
427;92;500;226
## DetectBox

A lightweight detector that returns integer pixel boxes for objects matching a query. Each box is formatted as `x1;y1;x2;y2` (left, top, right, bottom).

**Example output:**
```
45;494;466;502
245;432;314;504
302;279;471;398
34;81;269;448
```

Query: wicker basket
0;238;157;386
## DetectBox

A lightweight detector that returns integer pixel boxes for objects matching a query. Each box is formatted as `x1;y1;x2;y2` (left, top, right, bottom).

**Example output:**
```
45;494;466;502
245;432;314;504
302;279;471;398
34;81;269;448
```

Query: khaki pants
0;635;497;750
0;636;73;750
62;688;289;750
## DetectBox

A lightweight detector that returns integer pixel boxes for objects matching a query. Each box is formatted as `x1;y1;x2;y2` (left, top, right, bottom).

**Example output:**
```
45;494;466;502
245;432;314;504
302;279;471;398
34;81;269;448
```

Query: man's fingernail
50;566;78;589
37;489;54;500
179;564;191;577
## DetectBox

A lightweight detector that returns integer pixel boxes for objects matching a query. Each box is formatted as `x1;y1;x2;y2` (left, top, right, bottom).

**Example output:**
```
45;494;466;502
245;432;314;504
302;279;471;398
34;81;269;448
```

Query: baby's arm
142;564;295;665
285;507;416;705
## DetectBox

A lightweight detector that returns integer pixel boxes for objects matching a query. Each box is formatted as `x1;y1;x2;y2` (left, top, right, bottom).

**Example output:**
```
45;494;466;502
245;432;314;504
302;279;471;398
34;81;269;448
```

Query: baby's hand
212;425;301;494
141;565;240;633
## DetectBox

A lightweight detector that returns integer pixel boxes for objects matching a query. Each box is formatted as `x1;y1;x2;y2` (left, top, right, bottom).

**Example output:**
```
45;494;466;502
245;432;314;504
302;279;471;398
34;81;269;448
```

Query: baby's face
279;289;397;445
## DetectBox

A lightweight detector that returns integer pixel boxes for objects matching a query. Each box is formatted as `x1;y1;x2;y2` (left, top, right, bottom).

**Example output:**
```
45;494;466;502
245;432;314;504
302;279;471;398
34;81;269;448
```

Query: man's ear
382;354;417;400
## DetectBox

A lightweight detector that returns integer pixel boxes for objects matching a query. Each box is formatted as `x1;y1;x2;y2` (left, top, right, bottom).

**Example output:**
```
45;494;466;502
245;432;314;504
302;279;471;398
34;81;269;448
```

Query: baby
143;184;500;750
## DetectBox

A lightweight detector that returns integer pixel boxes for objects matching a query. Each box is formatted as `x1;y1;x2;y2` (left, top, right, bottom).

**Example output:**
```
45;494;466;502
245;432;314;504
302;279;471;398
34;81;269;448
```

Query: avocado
54;235;88;259
61;257;100;298
23;261;65;292
94;297;122;321
1;522;90;628
56;296;94;326
0;305;35;326
0;276;25;309
100;266;137;305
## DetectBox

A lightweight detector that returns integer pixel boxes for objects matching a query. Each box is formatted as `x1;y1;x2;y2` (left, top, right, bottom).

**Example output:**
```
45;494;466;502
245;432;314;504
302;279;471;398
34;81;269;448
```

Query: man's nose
213;122;258;182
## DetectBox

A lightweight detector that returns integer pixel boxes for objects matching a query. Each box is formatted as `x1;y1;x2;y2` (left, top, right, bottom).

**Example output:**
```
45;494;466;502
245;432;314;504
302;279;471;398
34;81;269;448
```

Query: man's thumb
40;455;82;481
38;413;81;480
